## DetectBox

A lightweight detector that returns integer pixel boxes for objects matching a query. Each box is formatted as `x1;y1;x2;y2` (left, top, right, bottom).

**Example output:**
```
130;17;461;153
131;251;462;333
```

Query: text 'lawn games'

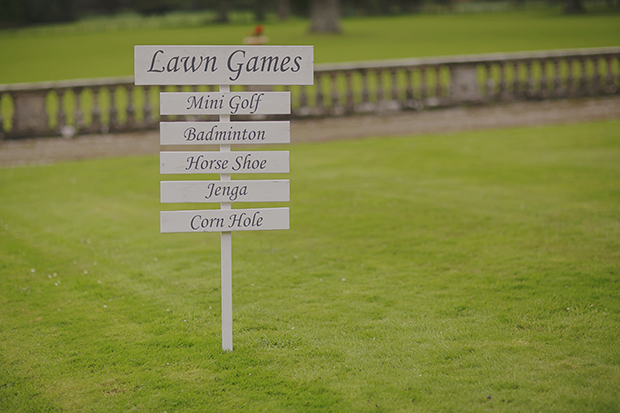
135;45;314;351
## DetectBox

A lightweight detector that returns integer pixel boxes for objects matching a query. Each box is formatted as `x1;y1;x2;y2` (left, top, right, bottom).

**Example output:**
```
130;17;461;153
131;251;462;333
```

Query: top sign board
135;45;314;86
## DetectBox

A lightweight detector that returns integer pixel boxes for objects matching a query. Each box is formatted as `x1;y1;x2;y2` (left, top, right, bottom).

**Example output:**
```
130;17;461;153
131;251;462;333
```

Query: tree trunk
309;0;341;33
216;0;229;23
564;0;586;13
254;0;266;22
278;0;290;20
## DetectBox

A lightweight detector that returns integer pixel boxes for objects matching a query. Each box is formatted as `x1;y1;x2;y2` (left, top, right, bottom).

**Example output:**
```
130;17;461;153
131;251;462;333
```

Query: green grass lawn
1;10;620;84
1;119;619;411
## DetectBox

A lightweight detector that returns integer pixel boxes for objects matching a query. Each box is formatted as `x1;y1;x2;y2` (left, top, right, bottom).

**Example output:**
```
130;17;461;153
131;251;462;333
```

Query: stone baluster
605;55;616;93
592;56;601;94
299;84;308;110
553;59;562;97
513;61;520;98
330;71;340;112
0;93;4;139
405;67;414;102
7;92;14;134
315;73;324;113
57;89;66;132
154;86;162;123
345;71;354;114
126;85;135;128
74;87;84;133
108;86;118;132
485;63;494;101
499;62;507;100
45;90;54;135
91;86;102;132
420;66;427;104
2;92;13;137
435;66;442;100
566;58;574;96
390;69;399;101
376;69;385;103
5;92;17;131
479;63;487;101
610;54;620;92
143;85;153;126
540;59;548;98
361;69;370;106
579;57;588;95
525;60;534;98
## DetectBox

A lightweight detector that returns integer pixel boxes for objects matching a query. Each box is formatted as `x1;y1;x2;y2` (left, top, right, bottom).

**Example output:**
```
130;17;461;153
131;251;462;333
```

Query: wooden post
219;84;233;352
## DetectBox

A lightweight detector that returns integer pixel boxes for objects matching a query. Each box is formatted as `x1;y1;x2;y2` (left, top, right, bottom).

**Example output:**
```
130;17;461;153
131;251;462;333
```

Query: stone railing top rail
1;46;619;92
315;46;620;71
0;76;135;92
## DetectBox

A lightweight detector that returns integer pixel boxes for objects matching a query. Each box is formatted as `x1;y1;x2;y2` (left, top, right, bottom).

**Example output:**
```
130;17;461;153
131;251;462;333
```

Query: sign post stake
219;85;233;352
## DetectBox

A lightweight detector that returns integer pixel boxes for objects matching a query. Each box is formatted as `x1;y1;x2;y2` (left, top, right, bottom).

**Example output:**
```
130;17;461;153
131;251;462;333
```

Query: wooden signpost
160;151;290;174
135;45;313;351
159;121;290;145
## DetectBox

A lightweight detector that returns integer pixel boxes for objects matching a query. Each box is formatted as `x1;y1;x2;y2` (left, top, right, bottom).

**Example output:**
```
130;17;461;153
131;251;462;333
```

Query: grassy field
1;119;619;411
1;10;620;84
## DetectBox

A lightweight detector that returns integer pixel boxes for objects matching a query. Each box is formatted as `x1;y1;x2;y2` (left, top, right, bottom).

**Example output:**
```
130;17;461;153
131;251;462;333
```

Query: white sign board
160;121;289;145
161;207;289;233
135;46;314;85
161;179;289;203
137;43;313;352
160;151;289;174
160;92;291;115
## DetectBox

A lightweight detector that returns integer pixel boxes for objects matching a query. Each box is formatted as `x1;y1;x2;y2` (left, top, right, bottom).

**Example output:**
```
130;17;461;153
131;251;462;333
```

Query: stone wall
1;47;619;140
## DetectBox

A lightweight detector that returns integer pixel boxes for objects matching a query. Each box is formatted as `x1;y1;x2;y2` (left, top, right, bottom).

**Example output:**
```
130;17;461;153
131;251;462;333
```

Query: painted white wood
160;121;289;145
218;85;234;352
160;151;289;174
160;207;289;233
161;180;289;203
135;45;314;85
221;228;232;352
160;92;291;115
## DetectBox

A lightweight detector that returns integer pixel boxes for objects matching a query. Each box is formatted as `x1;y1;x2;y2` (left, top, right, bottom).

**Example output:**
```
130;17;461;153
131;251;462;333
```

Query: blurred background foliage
1;0;618;30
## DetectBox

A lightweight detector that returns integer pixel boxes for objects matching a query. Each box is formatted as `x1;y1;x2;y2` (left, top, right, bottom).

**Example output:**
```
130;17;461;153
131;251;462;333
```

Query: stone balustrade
1;47;618;140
